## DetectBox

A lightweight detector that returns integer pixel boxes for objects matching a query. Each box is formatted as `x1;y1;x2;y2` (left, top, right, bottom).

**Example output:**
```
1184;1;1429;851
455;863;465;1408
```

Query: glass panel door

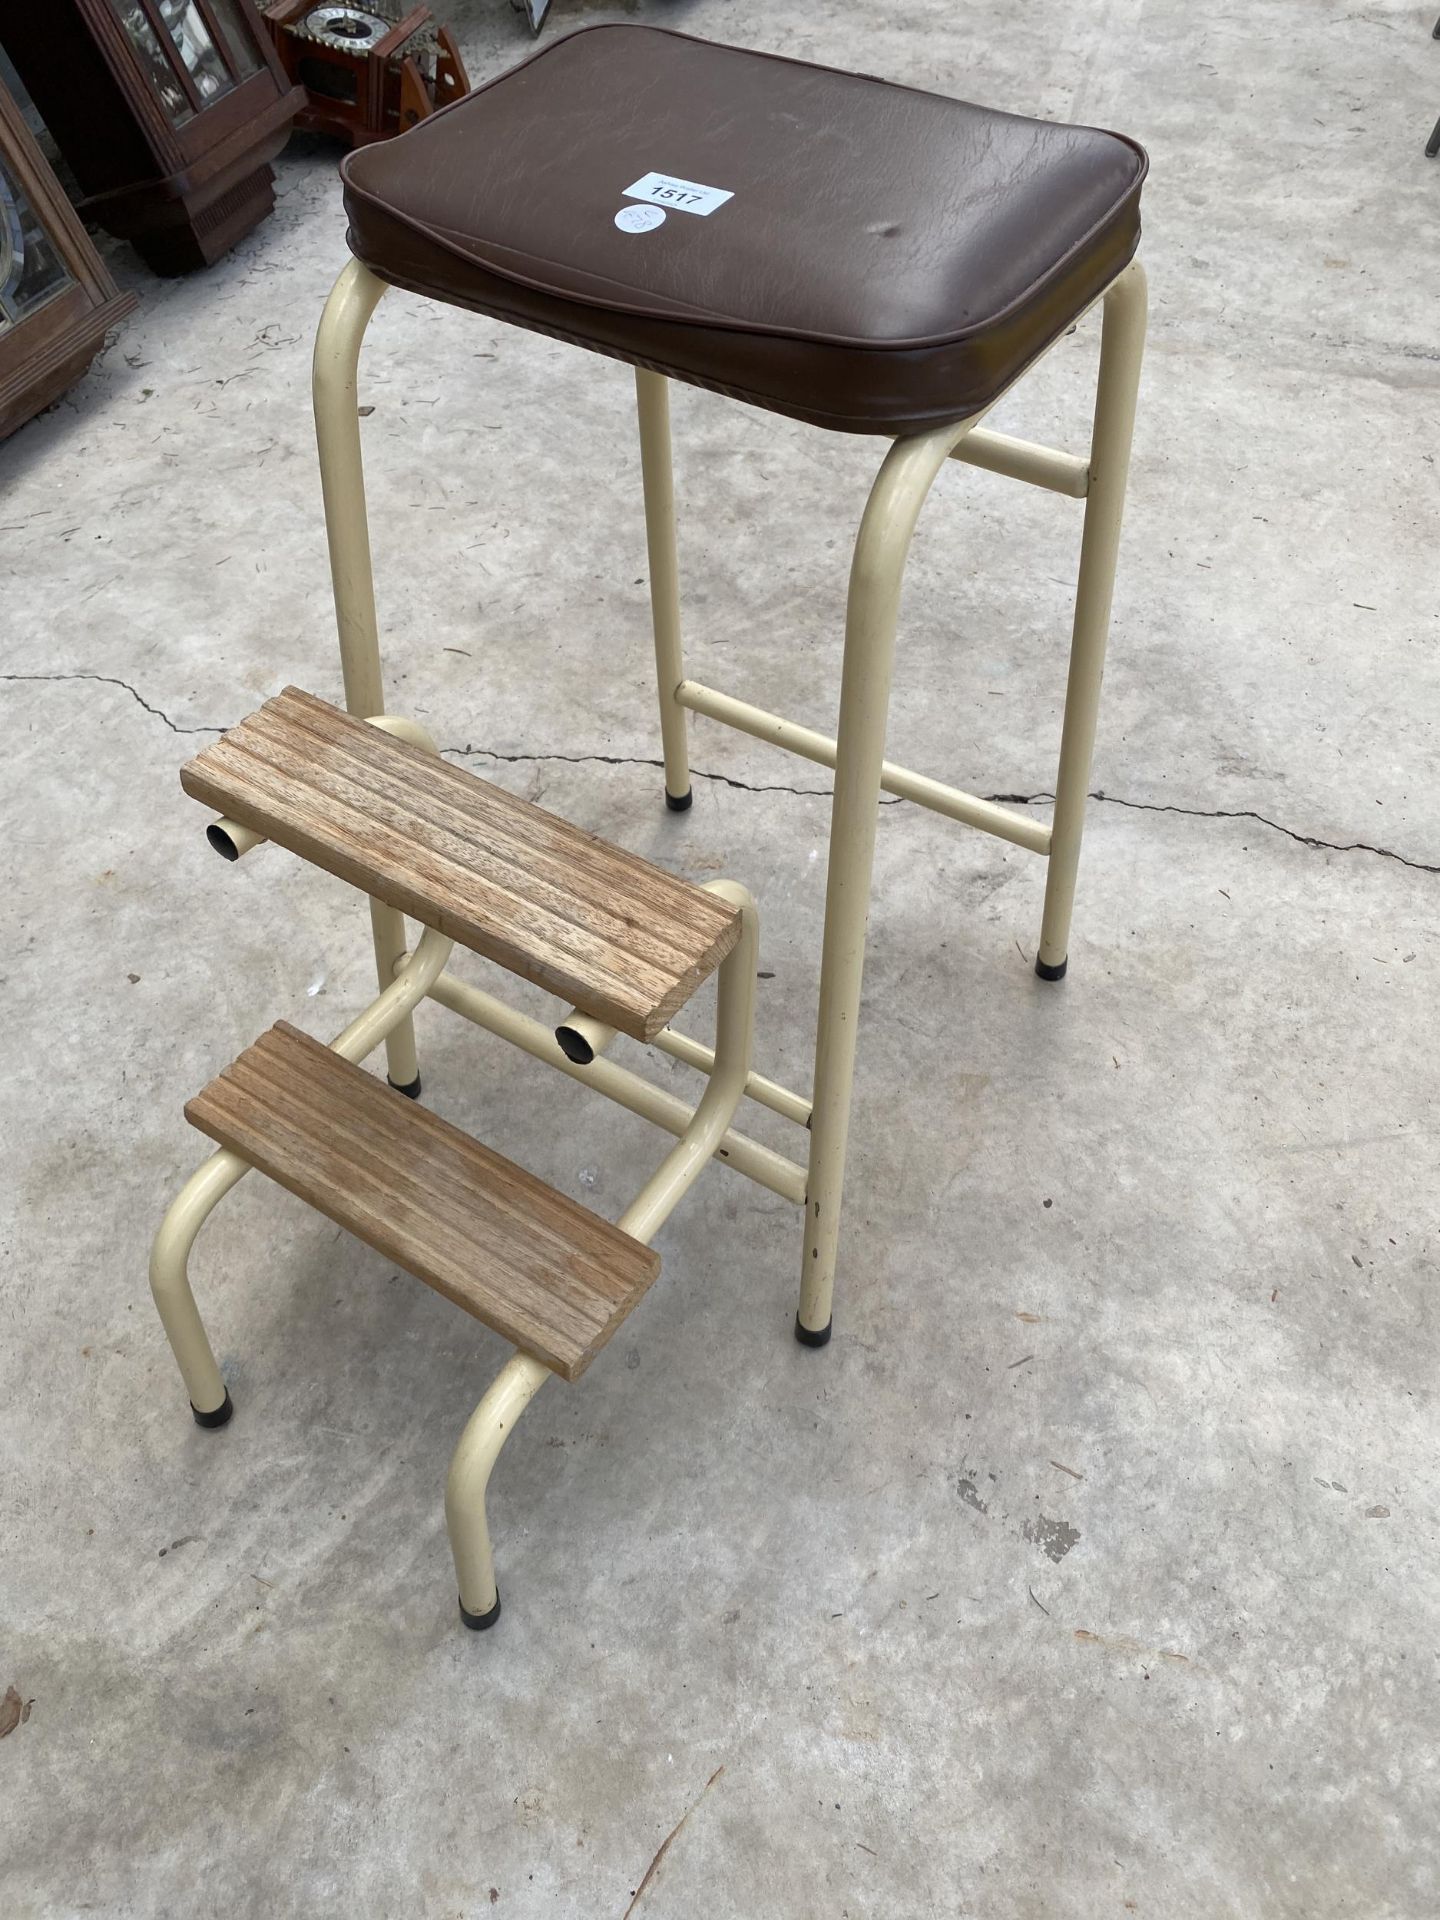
157;1;242;103
0;159;73;335
201;0;265;79
107;2;197;126
106;0;256;125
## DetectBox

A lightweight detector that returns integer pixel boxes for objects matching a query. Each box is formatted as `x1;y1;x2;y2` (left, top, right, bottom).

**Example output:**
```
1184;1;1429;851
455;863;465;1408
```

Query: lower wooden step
185;1022;659;1381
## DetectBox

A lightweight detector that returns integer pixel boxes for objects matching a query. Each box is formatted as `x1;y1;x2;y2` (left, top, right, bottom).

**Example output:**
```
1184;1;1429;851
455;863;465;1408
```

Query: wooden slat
180;687;741;1041
186;1022;660;1381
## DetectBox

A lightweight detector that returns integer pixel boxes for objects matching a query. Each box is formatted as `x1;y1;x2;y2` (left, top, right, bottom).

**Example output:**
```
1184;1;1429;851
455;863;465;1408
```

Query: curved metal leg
798;421;980;1342
149;1149;251;1422
635;369;693;810
615;879;758;1242
312;259;420;1094
444;885;758;1629
1036;259;1149;978
445;1352;551;1628
149;929;453;1425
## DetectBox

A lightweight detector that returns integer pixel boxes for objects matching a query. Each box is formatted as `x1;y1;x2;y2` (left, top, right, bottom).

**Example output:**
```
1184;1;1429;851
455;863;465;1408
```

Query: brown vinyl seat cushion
341;25;1147;437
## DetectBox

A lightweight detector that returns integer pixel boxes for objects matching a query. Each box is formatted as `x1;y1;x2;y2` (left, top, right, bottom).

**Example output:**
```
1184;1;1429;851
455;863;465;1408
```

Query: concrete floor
2;2;1437;1914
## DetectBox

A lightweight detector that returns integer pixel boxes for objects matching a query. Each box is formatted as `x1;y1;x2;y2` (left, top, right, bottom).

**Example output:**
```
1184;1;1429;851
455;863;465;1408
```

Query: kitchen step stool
151;689;760;1629
317;24;1149;1348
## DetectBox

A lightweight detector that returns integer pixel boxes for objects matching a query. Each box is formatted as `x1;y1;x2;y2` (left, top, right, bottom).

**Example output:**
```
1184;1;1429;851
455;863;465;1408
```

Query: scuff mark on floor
1074;1628;1193;1667
623;1764;725;1916
1023;1515;1081;1563
1;1686;34;1737
957;1475;989;1515
958;1465;1081;1567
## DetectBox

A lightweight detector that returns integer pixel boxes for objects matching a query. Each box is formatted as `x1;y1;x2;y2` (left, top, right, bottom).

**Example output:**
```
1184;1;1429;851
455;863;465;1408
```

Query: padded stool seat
340;25;1147;436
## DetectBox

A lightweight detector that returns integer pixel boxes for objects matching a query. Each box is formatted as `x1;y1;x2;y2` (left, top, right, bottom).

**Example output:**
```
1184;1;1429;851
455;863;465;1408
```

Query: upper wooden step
186;1022;659;1381
180;687;740;1043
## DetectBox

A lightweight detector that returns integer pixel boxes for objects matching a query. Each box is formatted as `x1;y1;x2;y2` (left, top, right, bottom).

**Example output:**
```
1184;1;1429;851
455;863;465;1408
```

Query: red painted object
262;3;469;148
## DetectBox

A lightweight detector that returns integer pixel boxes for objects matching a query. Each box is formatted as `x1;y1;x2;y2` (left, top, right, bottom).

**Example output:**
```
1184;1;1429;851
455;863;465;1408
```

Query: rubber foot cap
459;1592;501;1632
794;1313;833;1349
191;1390;234;1429
665;788;693;813
1035;956;1068;982
389;1073;422;1099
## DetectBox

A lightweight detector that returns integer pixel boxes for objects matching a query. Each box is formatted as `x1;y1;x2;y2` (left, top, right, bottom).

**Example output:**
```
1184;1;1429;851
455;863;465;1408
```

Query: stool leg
799;426;974;1343
313;260;420;1094
150;1149;251;1425
445;1351;551;1629
1036;259;1149;980
635;369;693;812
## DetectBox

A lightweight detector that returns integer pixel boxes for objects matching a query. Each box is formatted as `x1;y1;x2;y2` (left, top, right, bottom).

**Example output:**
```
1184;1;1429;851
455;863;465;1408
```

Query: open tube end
206;817;266;862
554;1010;617;1067
554;1025;596;1067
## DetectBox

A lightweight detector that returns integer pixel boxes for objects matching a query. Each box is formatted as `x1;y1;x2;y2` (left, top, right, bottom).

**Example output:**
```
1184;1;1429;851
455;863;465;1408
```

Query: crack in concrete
0;671;221;735
1087;790;1440;877
4;669;1436;873
441;739;853;801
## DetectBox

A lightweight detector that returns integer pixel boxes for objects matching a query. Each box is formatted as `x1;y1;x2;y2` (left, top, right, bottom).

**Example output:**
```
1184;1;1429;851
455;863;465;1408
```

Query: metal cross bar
949;426;1091;496
675;679;1053;856
421;967;808;1204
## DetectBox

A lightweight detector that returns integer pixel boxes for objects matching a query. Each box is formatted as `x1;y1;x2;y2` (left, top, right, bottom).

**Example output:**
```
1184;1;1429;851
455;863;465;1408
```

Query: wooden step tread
180;687;741;1042
185;1022;660;1381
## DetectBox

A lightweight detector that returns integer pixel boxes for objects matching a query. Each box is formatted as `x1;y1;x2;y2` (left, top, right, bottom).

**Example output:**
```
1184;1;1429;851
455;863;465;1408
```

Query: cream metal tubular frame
153;867;759;1630
555;1000;812;1129
313;261;419;1098
635;260;1147;1338
640;260;1147;967
1035;259;1148;975
798;418;985;1339
310;264;820;1169
421;966;808;1204
441;880;759;1627
674;679;1052;856
308;255;1147;1350
636;367;692;810
948;424;1091;498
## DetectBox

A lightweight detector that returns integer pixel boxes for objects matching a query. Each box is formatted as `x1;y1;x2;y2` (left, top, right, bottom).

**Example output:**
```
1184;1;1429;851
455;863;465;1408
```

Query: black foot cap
459;1592;501;1632
794;1313;833;1349
191;1390;234;1430
665;787;693;813
1035;956;1068;982
388;1073;422;1100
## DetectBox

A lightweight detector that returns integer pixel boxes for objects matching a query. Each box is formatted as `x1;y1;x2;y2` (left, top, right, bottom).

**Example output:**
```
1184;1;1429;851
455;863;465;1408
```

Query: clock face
300;6;392;51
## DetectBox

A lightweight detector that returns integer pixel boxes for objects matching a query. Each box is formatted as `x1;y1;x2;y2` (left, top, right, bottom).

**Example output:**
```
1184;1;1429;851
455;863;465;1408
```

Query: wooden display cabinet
0;77;136;441
0;2;305;275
